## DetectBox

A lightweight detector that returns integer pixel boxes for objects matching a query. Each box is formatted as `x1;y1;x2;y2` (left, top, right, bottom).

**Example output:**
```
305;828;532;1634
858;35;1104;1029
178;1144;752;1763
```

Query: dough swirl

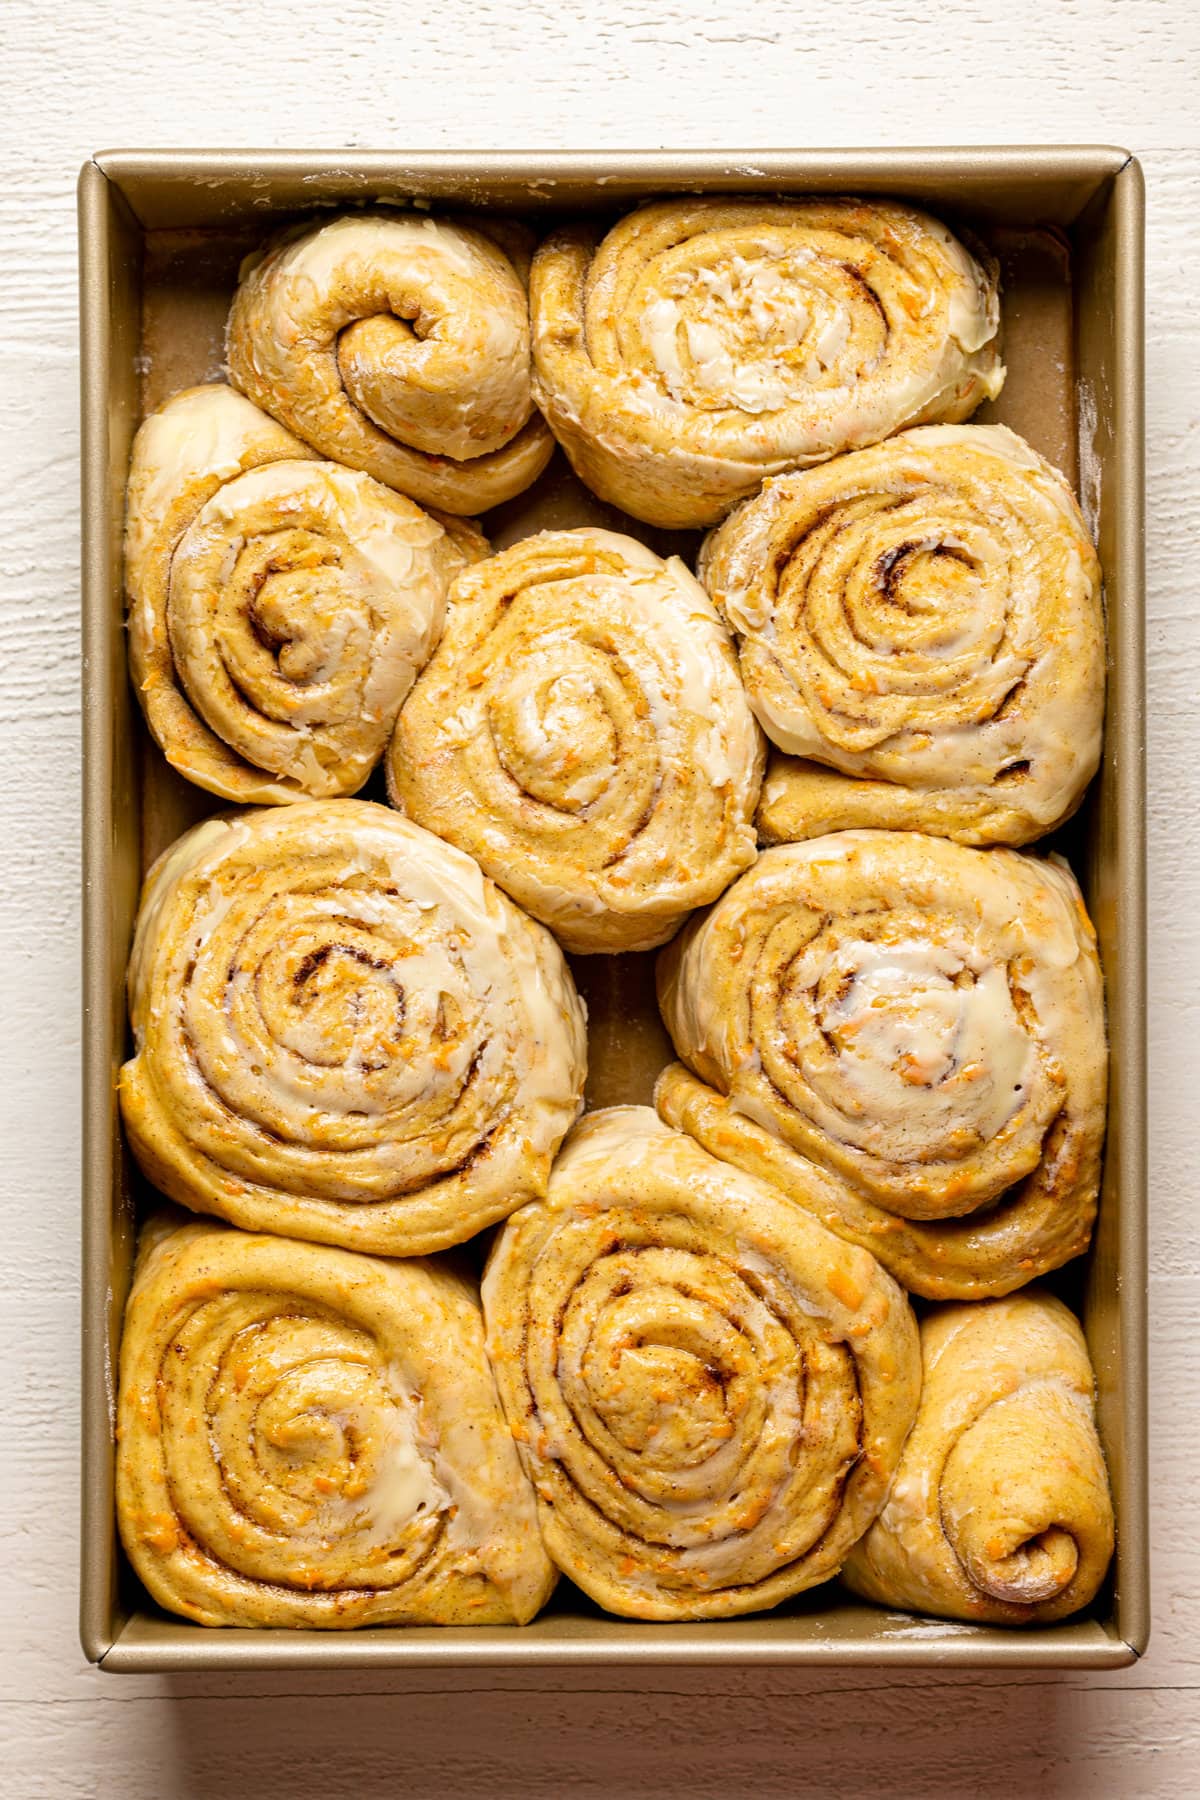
390;527;764;952
483;1107;920;1620
531;197;1003;528
119;800;587;1256
117;1216;555;1627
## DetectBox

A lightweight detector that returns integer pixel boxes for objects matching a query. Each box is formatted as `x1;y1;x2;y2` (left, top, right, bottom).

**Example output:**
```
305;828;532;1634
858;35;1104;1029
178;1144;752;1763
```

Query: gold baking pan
80;147;1146;1671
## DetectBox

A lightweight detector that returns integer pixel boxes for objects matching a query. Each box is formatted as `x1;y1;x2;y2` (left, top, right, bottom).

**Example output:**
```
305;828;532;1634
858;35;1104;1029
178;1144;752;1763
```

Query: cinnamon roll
388;528;764;953
699;425;1103;846
483;1107;920;1620
119;800;587;1256
117;1216;556;1627
530;197;1003;529
842;1290;1115;1624
657;832;1106;1298
126;384;481;804
226;212;553;514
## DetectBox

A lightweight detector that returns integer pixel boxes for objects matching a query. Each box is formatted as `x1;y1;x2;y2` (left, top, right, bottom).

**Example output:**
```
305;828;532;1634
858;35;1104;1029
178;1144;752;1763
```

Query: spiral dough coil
842;1289;1115;1624
119;800;587;1256
389;527;765;953
117;1216;556;1628
530;197;1003;529
483;1107;920;1621
227;212;554;515
657;831;1106;1298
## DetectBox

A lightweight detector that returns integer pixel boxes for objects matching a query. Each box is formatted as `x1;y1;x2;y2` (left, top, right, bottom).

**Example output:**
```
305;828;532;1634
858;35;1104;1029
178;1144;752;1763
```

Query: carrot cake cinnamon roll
700;425;1103;846
657;831;1106;1299
530;197;1002;528
483;1107;920;1620
389;527;764;953
843;1290;1115;1624
125;384;481;803
117;1217;555;1627
227;211;553;514
119;800;587;1256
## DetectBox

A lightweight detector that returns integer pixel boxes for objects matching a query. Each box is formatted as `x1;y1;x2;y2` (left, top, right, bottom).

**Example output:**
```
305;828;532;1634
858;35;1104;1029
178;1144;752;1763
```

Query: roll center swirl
777;494;1010;699
638;242;887;413
775;922;1038;1160
166;1297;445;1589
488;660;621;813
229;530;368;715
190;883;486;1142
573;1259;747;1471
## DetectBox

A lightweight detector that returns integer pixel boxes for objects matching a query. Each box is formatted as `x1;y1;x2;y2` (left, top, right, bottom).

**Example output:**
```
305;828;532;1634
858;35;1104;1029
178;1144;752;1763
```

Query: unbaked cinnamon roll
227;212;554;514
700;425;1103;846
117;1216;556;1627
119;800;586;1256
389;528;764;953
842;1289;1115;1624
483;1107;920;1621
530;197;1003;529
126;384;481;804
657;832;1106;1298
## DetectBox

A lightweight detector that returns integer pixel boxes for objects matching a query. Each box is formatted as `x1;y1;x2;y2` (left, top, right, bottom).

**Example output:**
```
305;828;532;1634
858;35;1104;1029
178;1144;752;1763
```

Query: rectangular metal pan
80;148;1146;1670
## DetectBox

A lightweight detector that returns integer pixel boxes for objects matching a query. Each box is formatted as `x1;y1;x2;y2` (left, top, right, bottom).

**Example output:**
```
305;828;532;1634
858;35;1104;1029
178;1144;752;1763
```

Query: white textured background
1;2;1197;1793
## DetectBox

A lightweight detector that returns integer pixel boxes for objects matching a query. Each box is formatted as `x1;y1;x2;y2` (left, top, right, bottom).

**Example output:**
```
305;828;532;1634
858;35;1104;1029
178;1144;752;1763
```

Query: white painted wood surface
1;1;1197;1791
